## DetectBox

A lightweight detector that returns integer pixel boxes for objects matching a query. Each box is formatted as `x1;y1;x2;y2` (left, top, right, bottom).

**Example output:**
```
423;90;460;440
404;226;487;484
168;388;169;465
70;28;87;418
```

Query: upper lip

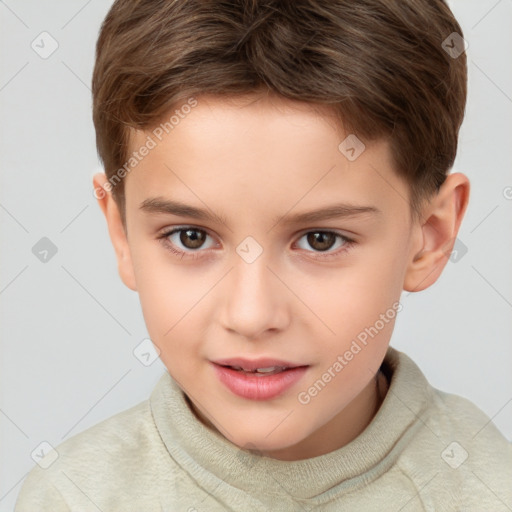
212;357;308;371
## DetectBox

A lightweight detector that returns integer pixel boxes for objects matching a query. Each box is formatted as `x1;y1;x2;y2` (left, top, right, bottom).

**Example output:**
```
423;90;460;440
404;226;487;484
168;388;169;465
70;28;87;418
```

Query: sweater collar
150;347;432;500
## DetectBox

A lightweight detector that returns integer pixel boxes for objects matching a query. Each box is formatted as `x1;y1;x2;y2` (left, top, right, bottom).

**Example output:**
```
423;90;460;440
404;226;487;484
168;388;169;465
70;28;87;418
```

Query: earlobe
92;173;137;291
403;172;470;292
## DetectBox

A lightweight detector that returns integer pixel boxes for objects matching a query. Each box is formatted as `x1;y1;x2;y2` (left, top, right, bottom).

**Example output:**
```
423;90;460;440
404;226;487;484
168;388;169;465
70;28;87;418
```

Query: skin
93;92;470;461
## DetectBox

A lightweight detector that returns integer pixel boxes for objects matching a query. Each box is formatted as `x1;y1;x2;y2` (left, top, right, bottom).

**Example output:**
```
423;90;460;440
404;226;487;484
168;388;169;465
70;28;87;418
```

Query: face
106;94;425;460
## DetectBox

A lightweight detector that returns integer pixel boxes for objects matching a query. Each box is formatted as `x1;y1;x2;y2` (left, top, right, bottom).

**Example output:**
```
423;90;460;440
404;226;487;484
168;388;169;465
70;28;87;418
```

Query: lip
211;362;309;401
212;357;305;371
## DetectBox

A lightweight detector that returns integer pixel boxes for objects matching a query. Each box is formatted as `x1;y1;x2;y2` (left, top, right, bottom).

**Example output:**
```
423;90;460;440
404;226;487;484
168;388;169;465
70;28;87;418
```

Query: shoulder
388;349;512;510
15;398;171;511
54;398;156;464
424;371;512;469
428;387;512;470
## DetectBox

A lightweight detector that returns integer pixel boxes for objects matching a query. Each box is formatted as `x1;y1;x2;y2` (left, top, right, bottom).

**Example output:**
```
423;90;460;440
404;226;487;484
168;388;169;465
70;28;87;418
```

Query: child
16;0;512;510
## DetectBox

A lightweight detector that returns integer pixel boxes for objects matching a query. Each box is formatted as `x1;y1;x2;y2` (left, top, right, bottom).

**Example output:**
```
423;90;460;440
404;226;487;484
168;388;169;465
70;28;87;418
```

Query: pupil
308;232;334;252
181;229;205;249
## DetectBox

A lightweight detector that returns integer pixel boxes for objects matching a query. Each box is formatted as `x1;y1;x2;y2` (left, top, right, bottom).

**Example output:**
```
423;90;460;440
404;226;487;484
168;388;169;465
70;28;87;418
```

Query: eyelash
157;226;356;261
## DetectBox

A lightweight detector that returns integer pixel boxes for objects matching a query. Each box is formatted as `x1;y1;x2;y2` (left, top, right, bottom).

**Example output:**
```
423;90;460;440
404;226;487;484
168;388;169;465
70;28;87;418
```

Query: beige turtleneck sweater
14;347;512;511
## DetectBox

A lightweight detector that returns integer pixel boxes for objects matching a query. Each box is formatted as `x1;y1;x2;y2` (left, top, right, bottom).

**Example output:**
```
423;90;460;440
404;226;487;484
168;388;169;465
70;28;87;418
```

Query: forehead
124;94;411;227
132;92;344;148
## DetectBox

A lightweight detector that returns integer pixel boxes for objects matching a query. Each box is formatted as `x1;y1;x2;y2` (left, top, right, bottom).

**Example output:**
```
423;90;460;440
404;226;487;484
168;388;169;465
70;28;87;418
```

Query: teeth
255;366;282;373
229;365;287;373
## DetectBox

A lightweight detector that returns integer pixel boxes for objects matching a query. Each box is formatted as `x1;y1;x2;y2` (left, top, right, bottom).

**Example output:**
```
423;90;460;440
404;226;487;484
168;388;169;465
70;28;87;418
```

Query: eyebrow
139;197;381;227
140;197;229;225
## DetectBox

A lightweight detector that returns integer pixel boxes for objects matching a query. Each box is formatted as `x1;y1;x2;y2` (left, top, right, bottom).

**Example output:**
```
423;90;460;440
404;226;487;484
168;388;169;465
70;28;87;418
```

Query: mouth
210;360;310;400
216;364;304;376
212;356;308;373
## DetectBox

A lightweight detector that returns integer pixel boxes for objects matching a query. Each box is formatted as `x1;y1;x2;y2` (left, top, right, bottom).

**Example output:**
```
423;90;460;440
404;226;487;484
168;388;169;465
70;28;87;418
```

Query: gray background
1;0;511;509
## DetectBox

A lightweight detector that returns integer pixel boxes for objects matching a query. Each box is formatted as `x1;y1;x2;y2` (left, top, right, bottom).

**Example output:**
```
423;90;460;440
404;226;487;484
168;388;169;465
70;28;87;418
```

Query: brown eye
295;230;355;259
158;226;215;261
306;231;337;252
176;228;207;249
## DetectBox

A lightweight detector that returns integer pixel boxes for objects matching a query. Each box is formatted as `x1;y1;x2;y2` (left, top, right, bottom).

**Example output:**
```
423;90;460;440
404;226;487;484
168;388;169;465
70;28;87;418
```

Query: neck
186;368;389;461
262;369;389;460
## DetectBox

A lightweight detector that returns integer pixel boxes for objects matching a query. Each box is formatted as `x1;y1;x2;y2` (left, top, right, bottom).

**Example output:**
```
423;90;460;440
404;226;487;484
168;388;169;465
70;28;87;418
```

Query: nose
220;251;290;340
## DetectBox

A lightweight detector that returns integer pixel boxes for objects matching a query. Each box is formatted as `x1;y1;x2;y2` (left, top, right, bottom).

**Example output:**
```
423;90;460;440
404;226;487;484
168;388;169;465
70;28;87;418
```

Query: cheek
317;262;401;318
301;245;405;352
130;245;207;354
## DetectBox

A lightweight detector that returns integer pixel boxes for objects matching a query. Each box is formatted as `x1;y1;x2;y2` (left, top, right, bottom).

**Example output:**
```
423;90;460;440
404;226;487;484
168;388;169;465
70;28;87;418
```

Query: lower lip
211;363;309;400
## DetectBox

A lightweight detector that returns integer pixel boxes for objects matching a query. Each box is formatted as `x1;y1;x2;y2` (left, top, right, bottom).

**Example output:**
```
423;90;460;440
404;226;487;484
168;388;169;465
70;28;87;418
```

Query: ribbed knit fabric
15;347;512;511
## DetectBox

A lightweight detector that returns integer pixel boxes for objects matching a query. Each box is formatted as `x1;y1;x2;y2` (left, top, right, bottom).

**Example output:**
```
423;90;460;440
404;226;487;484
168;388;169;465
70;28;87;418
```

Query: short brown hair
92;0;467;226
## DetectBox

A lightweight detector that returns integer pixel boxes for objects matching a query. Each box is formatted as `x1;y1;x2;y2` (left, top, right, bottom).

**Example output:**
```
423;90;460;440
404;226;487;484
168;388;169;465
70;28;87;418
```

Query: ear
403;172;470;292
92;173;137;291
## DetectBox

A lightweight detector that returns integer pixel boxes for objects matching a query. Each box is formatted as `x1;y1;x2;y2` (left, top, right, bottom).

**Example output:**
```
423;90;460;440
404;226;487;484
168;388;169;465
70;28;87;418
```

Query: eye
294;230;355;259
157;226;356;261
157;226;215;259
